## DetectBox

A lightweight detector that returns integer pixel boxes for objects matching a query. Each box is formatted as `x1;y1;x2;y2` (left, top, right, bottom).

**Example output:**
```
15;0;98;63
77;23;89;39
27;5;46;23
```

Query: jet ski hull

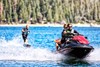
58;45;94;59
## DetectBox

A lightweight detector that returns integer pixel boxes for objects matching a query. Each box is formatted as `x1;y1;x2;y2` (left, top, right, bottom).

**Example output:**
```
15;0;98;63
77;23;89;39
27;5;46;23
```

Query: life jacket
22;28;29;36
64;29;74;38
66;29;74;33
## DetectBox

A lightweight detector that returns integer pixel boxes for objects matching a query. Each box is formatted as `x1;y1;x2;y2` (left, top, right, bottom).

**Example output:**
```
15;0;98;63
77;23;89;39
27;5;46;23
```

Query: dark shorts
61;38;65;44
22;34;27;42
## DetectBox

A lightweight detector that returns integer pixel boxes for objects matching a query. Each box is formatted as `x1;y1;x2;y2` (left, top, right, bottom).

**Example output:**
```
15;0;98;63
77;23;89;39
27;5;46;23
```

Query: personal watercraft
55;34;94;59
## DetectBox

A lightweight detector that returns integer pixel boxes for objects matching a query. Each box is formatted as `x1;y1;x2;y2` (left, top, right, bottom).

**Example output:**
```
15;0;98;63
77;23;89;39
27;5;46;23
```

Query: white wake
0;36;64;61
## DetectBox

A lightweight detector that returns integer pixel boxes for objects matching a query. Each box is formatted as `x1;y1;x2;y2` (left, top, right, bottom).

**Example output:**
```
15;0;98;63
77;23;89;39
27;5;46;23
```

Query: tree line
0;0;100;24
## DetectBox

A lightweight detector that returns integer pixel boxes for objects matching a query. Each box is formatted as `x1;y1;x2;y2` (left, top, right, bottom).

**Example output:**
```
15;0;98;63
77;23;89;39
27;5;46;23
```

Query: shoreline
0;23;100;27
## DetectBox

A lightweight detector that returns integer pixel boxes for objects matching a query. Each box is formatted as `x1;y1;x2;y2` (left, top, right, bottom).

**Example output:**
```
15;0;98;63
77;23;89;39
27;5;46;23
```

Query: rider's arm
22;28;25;32
63;31;67;34
74;30;79;34
62;29;67;34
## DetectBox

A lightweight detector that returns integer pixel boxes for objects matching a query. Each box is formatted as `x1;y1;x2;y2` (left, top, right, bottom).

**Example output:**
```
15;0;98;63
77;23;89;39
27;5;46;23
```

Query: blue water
0;26;100;67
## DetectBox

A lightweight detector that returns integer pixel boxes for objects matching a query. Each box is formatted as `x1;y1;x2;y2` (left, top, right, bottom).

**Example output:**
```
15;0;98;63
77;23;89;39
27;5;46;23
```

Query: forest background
0;0;100;24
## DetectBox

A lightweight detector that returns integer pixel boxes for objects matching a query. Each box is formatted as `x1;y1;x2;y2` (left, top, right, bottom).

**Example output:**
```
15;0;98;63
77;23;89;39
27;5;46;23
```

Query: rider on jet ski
61;23;79;44
55;23;79;50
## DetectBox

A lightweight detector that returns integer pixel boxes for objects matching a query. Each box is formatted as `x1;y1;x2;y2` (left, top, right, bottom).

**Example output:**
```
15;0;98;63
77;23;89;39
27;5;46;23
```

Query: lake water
0;26;100;67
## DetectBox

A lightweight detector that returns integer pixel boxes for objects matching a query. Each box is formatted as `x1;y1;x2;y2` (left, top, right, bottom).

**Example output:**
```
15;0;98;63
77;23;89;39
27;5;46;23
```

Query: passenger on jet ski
61;23;79;43
55;23;79;50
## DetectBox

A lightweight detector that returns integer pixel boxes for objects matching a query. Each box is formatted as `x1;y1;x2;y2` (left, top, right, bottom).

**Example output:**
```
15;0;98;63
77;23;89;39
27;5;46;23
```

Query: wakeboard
23;44;31;47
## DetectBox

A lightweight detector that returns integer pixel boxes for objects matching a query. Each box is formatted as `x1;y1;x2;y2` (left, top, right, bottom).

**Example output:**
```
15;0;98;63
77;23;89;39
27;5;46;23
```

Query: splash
0;36;64;61
0;36;23;47
86;48;100;61
1;36;100;62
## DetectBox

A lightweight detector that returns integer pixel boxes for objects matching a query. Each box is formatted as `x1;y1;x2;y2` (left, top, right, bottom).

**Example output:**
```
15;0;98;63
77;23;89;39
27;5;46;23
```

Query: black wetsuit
22;27;29;42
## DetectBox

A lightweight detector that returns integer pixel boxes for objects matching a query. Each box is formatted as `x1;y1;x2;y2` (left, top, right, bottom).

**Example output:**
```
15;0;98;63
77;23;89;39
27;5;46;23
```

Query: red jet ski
55;34;94;59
